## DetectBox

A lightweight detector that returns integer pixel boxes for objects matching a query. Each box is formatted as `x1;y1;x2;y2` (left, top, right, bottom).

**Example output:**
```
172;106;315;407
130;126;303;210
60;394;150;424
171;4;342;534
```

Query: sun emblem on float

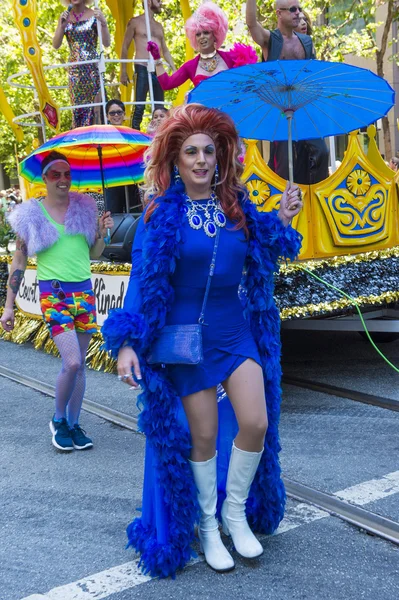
247;179;271;207
346;169;371;196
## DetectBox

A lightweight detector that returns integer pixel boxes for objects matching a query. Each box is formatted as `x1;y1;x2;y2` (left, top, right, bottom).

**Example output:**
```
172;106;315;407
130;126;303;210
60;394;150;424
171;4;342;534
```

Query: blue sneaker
70;424;93;450
49;417;74;452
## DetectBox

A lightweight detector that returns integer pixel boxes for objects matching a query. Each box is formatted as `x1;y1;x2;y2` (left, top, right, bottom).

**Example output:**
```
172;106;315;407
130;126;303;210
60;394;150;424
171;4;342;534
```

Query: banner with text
15;268;128;327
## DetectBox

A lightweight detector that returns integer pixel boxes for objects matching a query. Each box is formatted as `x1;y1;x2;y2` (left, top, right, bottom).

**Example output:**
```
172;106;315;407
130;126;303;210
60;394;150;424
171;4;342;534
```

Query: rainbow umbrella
19;125;152;193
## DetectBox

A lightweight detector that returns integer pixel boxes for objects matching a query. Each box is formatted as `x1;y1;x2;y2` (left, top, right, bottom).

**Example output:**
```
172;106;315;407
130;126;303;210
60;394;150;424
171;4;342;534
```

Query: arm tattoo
8;269;24;294
16;236;28;257
96;218;101;240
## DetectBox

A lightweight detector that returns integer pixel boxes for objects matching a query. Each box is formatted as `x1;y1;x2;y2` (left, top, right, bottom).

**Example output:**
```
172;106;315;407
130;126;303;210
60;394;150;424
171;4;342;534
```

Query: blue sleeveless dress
124;201;261;396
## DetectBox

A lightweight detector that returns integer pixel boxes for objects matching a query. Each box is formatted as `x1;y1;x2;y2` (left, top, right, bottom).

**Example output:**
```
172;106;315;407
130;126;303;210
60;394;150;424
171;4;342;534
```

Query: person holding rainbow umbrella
1;150;113;452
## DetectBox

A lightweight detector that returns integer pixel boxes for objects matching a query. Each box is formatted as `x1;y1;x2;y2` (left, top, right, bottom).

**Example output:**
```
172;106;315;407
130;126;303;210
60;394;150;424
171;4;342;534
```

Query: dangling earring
173;165;181;183
212;164;219;190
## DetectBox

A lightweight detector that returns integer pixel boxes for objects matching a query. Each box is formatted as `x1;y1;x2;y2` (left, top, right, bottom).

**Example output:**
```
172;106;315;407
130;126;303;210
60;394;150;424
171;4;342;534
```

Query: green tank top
36;202;92;282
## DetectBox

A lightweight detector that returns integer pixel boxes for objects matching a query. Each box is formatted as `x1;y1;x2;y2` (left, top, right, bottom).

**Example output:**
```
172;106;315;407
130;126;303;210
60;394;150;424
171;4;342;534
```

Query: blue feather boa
102;183;302;577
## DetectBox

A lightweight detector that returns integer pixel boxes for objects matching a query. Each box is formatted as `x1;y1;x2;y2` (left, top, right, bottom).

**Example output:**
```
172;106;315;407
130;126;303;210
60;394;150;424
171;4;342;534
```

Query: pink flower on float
230;43;258;68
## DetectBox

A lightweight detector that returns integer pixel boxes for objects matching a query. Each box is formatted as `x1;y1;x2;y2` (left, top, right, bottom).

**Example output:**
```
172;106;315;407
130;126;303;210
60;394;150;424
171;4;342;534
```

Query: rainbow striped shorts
39;280;97;338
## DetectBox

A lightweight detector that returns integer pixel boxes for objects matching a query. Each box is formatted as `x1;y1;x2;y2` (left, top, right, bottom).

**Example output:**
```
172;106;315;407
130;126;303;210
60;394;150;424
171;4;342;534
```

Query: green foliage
158;0;256;106
0;209;16;254
0;0;115;176
0;0;397;173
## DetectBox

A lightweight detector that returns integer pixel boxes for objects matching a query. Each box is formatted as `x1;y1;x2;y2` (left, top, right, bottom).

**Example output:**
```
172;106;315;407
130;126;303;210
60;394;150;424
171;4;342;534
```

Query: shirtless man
246;0;328;185
246;0;314;61
121;0;175;130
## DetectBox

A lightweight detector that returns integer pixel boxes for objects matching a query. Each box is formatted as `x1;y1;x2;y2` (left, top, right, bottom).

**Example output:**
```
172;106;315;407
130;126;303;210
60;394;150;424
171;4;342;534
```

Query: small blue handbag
146;323;203;365
147;229;220;365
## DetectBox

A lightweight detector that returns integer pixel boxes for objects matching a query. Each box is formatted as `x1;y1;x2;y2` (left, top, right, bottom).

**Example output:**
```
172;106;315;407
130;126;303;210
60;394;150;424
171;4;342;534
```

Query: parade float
1;0;399;370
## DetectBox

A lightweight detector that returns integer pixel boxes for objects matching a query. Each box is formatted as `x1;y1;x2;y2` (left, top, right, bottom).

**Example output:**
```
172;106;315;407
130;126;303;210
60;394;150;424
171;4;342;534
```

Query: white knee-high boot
189;455;235;572
221;442;264;558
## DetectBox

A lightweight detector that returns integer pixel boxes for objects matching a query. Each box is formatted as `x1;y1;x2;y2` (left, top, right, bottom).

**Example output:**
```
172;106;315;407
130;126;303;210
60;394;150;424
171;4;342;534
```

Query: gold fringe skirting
0;307;116;373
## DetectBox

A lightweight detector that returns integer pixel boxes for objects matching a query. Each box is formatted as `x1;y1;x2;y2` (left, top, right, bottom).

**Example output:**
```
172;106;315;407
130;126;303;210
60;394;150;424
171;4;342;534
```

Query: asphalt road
1;331;399;600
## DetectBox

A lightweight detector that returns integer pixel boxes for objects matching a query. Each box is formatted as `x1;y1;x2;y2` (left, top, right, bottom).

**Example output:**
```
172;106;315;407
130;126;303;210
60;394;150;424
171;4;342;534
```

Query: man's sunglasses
279;6;302;13
51;279;66;300
108;110;124;116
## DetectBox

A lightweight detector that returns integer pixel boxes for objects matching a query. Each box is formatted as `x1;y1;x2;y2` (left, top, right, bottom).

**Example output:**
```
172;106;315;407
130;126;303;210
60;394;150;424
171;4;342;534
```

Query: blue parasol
188;60;395;182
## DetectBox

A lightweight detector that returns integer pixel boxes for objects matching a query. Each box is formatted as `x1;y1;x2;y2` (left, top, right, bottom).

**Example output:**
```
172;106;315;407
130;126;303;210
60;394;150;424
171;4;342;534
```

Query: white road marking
21;562;151;600
334;470;399;505
19;470;399;600
276;502;328;534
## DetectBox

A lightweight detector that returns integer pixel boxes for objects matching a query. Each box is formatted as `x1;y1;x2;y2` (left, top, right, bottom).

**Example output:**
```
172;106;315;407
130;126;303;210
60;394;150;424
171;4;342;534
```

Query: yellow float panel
242;131;399;260
12;0;60;132
242;140;313;259
0;87;24;143
312;132;398;257
105;0;135;115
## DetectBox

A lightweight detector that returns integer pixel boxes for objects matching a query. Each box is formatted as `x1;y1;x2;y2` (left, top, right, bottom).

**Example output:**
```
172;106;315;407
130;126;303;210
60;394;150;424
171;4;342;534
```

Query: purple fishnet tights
53;330;92;426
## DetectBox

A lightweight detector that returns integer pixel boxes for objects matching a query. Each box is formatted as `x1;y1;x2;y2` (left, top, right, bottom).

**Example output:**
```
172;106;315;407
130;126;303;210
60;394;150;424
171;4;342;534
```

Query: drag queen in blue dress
102;104;303;578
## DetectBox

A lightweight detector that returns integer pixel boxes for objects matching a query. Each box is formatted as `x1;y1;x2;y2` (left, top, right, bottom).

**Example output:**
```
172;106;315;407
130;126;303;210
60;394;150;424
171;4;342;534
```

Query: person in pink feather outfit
147;1;258;91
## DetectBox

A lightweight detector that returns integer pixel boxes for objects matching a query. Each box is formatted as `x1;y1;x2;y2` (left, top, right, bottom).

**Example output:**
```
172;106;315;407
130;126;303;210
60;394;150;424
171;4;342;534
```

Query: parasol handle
286;110;294;184
97;145;111;245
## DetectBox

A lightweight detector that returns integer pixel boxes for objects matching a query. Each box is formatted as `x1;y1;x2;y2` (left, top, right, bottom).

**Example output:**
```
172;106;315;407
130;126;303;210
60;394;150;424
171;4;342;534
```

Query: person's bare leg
221;359;267;558
181;387;218;461
222;358;268;452
182;387;234;571
94;91;103;124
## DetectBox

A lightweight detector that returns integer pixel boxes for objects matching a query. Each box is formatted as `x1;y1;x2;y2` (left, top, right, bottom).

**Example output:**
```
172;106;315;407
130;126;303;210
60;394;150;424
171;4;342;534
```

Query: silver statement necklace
184;192;226;237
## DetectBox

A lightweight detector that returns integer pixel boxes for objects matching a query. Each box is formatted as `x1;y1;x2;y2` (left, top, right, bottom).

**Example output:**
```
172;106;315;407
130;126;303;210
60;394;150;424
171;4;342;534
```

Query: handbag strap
198;227;221;325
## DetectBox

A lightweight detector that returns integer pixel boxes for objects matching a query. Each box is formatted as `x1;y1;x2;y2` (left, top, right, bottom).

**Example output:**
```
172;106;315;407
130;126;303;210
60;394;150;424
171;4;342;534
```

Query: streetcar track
2;364;399;548
285;479;399;546
282;375;399;412
0;364;138;431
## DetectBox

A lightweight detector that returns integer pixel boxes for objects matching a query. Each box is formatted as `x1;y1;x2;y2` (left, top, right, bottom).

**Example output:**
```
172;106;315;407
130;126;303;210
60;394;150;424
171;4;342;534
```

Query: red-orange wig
143;104;248;232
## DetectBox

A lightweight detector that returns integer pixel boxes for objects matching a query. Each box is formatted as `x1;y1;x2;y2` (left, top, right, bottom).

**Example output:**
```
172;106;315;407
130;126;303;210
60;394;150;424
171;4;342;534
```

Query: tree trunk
381;115;392;159
376;42;392;159
375;0;395;160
